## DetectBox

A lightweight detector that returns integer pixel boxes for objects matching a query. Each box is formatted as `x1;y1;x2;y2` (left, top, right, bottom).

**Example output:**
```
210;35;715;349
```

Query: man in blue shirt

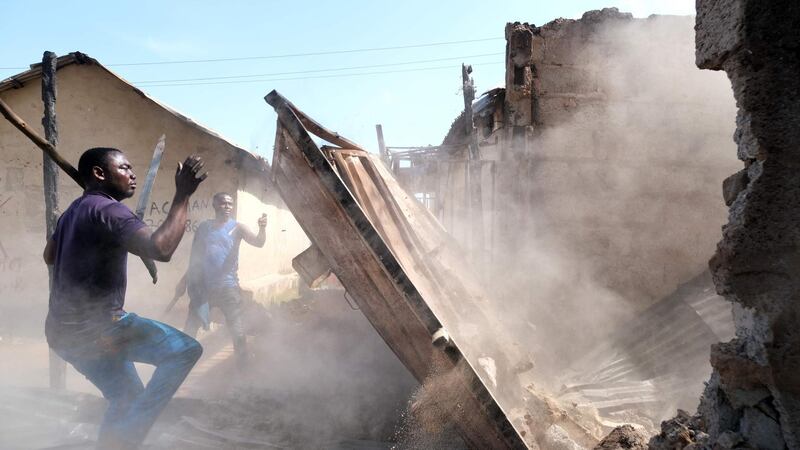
175;192;266;368
44;147;207;450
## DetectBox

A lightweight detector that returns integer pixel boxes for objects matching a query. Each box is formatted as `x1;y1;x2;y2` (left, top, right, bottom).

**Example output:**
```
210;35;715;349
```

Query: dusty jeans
184;286;247;367
46;313;202;449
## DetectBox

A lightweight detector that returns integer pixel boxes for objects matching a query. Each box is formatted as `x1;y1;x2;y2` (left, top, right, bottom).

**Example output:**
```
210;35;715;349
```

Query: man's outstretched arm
127;155;207;262
238;213;267;248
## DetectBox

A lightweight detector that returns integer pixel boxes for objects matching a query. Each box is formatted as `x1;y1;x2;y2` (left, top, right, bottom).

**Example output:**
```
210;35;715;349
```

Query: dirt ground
0;289;430;449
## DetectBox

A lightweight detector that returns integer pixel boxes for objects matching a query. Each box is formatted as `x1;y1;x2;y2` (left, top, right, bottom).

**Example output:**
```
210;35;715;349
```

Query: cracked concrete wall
695;0;800;449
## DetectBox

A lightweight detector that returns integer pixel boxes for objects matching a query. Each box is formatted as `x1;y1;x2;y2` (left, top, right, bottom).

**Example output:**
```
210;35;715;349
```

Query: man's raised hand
257;213;268;229
175;154;207;197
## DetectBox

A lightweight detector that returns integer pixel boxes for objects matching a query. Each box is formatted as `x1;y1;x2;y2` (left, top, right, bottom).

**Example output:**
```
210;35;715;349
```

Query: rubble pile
647;410;708;449
593;425;648;450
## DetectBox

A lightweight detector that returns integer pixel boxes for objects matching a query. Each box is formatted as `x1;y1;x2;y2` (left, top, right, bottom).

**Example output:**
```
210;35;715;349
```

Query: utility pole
462;64;484;257
42;51;66;390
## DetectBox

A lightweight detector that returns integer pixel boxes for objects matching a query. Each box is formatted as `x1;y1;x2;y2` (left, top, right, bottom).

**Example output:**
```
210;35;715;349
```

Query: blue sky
0;1;693;159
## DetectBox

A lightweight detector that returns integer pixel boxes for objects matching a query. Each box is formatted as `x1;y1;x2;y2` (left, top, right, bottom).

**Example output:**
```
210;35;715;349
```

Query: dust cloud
1;274;419;448
392;12;739;448
476;13;738;432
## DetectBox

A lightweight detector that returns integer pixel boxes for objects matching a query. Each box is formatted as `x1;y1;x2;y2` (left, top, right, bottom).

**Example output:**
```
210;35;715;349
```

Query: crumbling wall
691;1;800;448
422;11;742;383
497;10;739;307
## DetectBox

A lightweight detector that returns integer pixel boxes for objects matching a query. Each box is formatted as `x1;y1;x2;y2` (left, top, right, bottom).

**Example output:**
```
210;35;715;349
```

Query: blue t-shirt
48;191;146;322
187;219;240;302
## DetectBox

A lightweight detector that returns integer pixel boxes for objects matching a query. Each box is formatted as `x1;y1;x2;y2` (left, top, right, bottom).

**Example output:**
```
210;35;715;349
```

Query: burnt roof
440;87;504;149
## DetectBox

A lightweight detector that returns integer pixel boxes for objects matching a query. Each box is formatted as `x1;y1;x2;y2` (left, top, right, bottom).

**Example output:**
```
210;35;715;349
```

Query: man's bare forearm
254;226;266;247
125;154;206;262
240;224;267;248
149;192;191;261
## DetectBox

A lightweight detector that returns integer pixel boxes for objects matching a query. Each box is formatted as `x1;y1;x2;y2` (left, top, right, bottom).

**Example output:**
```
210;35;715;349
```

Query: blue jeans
46;313;202;449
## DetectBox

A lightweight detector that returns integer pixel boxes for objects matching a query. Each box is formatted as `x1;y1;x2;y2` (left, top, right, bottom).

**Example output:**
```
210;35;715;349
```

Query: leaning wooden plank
0;97;83;187
273;127;435;376
266;91;526;449
275;129;520;450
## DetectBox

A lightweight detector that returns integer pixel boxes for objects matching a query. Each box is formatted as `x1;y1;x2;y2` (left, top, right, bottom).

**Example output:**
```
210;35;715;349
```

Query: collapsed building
383;5;800;449
386;9;741;428
261;9;753;450
2;3;797;449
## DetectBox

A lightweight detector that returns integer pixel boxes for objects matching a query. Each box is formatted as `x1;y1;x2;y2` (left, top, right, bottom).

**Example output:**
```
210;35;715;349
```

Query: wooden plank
274;128;434;377
265;91;526;449
276;132;517;450
0;97;83;188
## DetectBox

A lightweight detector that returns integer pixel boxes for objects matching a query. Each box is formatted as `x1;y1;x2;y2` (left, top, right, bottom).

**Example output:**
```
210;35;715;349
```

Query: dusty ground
0;289;424;449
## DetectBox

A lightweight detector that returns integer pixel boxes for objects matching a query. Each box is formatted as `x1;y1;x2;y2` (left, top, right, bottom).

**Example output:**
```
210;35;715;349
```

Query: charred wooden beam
0;96;83;188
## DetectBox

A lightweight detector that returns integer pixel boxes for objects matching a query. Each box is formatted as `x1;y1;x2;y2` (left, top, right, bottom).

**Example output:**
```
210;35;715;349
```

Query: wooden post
375;124;388;164
42;51;66;390
462;64;484;258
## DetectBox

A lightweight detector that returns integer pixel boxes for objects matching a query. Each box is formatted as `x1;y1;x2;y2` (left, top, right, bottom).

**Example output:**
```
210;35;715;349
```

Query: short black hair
78;147;122;182
213;192;233;203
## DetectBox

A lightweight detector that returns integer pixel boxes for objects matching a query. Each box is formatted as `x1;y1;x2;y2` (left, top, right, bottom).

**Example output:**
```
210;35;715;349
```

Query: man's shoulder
95;197;136;221
61;192;116;220
73;192;124;213
84;192;144;235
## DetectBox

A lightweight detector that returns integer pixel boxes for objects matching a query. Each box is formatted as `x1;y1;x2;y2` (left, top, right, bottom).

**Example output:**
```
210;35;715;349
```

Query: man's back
49;191;145;322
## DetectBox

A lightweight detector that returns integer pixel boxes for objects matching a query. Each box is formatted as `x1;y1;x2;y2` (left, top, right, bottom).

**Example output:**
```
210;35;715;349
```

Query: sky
0;0;694;160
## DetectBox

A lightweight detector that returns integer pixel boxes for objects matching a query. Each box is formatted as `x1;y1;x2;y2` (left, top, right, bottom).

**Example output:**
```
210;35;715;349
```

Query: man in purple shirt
44;147;207;450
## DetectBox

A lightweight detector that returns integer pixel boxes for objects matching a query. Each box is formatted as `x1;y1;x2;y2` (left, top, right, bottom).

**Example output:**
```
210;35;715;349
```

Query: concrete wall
0;62;307;335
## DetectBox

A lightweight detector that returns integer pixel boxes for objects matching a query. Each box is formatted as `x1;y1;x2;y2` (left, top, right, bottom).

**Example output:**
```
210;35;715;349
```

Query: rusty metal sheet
265;91;530;449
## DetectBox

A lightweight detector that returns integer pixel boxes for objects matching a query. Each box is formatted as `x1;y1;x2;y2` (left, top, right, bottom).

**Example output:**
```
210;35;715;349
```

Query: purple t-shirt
48;191;146;322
